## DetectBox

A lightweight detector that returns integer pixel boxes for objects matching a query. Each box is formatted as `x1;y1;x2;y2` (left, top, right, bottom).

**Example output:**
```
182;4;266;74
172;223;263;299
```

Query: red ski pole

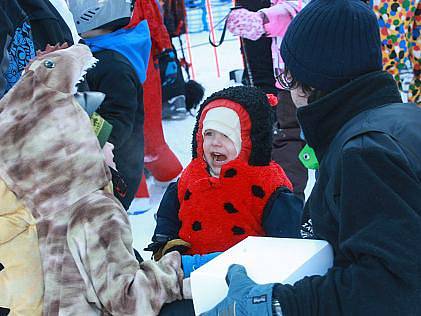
205;0;221;78
184;25;196;80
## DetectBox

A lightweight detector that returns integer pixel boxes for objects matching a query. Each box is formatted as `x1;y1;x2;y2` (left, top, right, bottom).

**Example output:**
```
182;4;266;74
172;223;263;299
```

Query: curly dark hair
277;67;329;103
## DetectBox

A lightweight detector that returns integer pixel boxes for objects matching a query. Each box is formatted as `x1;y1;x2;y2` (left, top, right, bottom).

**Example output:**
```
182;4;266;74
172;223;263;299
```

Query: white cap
202;107;242;154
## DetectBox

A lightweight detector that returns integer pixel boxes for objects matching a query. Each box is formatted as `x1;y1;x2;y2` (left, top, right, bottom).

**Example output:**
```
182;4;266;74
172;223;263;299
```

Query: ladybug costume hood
192;86;274;166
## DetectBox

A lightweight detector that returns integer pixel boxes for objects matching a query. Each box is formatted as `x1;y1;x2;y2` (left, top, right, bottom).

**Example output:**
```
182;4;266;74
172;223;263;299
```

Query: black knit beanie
280;0;382;92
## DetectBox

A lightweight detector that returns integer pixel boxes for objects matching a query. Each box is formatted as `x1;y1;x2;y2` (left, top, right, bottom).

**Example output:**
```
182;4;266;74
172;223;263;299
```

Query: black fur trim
192;86;274;166
185;80;205;112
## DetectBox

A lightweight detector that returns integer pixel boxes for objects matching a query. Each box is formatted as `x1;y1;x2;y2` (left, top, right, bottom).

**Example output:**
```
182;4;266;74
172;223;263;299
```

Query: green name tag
90;112;113;148
299;144;319;170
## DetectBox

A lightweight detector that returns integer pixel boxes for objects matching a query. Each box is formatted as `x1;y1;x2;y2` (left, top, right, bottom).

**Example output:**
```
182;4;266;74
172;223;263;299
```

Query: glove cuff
245;283;275;315
182;252;221;278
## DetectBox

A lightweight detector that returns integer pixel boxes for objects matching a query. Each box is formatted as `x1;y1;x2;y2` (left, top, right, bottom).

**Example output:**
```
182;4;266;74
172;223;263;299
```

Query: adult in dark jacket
203;0;421;315
69;0;151;209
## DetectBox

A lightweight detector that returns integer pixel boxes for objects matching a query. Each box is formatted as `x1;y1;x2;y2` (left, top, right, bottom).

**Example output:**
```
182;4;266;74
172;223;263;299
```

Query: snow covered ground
129;31;315;259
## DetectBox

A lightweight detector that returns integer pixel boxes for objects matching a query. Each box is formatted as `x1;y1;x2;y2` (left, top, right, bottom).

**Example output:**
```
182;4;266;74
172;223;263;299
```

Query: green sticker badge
299;144;319;170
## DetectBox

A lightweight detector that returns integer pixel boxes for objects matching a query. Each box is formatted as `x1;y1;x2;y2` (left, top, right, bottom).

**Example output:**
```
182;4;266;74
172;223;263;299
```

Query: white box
190;237;333;315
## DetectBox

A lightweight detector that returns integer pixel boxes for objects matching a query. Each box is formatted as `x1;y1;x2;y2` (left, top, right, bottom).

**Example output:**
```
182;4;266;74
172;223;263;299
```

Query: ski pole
205;0;221;78
240;37;254;87
178;35;191;80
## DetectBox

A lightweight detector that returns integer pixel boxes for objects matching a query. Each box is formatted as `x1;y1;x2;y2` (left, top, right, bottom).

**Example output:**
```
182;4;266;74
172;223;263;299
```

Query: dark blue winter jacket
85;23;151;209
273;71;421;315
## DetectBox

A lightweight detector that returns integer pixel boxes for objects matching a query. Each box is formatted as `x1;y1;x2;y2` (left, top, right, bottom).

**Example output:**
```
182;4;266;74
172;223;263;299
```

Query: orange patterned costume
372;0;420;104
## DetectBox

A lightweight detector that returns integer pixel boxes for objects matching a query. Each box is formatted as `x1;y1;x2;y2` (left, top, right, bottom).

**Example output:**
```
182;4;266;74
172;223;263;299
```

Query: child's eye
204;130;213;136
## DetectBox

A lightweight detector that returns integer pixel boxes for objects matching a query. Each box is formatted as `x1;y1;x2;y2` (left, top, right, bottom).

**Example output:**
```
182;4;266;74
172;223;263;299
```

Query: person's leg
160;47;188;120
143;53;183;181
272;90;308;200
113;123;144;209
159;299;195;316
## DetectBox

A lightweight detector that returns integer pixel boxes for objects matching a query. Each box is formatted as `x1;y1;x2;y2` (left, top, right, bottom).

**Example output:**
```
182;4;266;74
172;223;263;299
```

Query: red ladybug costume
178;158;291;254
148;87;302;257
177;95;292;254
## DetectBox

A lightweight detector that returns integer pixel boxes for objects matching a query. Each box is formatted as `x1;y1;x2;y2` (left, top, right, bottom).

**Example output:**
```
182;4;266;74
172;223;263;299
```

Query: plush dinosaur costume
0;44;183;315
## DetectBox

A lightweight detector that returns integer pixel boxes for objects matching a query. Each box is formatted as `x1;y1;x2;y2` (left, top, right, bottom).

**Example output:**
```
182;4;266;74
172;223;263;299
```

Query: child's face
203;129;238;176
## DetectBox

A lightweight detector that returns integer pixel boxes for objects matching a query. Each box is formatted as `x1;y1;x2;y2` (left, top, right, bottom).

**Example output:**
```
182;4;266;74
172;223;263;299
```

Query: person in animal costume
0;43;185;315
146;86;303;272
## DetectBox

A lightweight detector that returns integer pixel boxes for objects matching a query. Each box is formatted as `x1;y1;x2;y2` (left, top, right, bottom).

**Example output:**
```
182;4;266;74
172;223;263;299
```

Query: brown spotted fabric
0;44;183;315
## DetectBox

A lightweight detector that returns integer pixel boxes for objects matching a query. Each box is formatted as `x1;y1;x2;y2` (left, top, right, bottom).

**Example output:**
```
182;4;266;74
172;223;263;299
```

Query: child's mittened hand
227;8;265;41
158;251;185;301
181;252;222;278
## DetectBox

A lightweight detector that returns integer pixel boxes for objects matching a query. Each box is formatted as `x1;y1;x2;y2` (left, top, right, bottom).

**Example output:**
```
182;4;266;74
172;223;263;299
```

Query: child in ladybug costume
146;86;303;275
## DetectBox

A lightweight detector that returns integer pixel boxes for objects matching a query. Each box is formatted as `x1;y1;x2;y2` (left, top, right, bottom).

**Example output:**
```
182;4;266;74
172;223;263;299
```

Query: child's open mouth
212;152;227;164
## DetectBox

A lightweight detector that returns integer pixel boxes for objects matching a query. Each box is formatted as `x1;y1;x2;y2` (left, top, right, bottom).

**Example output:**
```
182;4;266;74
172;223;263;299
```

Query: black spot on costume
184;189;191;201
232;226;246;235
192;221;202;231
252;185;266;198
224;202;239;213
223;168;237;178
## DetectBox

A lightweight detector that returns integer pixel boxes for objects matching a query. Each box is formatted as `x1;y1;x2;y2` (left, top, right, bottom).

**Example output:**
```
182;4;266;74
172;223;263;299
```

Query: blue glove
201;264;275;316
159;49;178;86
182;252;222;278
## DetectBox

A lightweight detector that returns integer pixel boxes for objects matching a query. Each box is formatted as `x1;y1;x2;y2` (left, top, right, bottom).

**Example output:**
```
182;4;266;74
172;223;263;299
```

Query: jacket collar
85;21;151;84
297;71;402;160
